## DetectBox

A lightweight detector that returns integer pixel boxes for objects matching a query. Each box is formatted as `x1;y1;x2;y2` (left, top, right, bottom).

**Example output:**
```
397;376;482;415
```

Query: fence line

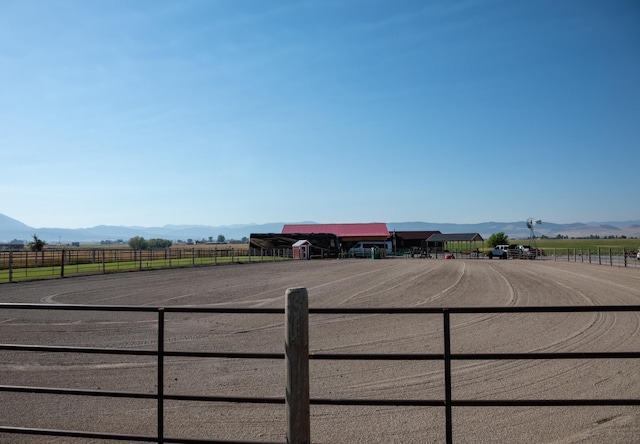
1;292;639;443
401;247;639;268
2;246;638;284
0;248;293;283
544;247;639;268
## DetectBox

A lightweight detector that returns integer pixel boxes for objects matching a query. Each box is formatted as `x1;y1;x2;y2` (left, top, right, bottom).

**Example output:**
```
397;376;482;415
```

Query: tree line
127;236;173;250
487;231;636;248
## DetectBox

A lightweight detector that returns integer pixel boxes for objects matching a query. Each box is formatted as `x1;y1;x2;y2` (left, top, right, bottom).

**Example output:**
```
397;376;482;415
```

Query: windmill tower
526;218;542;256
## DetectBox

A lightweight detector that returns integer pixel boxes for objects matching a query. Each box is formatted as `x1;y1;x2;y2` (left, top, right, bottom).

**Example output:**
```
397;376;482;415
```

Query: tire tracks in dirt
449;262;640;407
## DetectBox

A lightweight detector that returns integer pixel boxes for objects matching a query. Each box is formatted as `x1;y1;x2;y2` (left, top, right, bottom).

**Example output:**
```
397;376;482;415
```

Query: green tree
128;236;148;250
147;238;173;249
487;232;509;248
27;234;45;251
217;234;226;243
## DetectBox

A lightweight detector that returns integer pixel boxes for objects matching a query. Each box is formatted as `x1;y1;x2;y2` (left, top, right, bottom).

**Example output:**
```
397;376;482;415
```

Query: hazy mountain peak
0;214;638;243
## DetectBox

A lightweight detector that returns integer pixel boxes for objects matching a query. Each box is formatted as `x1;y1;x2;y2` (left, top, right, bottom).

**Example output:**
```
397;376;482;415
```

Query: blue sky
1;0;639;228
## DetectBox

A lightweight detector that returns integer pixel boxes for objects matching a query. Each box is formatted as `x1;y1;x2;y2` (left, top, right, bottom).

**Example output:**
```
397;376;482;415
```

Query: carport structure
425;233;484;255
391;230;441;251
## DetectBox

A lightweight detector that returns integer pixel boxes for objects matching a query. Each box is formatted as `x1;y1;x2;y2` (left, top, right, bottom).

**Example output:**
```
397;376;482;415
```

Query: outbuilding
425;233;484;256
282;223;390;252
292;239;312;260
391;230;441;251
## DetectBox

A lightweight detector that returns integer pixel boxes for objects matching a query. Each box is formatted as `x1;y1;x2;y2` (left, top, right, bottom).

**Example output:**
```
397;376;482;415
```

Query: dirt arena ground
1;258;639;443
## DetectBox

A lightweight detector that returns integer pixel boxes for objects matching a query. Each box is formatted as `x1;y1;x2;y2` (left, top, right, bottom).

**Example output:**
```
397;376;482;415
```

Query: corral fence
1;288;639;443
542;247;640;268
407;247;640;268
2;246;638;284
0;248;293;283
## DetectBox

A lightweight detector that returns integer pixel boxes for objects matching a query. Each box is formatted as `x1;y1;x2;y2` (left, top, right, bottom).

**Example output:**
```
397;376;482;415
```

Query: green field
0;255;289;283
509;238;639;252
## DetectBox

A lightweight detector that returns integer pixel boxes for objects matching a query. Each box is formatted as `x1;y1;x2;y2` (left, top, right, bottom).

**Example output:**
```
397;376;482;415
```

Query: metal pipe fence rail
0;248;293;283
542;247;640;268
428;248;639;268
1;296;639;443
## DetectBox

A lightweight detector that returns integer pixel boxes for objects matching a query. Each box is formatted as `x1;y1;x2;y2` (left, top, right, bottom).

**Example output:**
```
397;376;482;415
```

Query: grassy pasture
0;255;284;283
509;238;639;252
79;242;250;251
0;246;284;283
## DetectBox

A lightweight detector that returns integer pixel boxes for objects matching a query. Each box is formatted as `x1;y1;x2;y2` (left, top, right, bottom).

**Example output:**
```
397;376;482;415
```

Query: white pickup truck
487;245;509;259
508;245;537;259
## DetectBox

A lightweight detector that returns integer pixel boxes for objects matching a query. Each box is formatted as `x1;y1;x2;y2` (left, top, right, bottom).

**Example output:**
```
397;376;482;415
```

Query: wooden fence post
285;287;310;444
609;248;612;266
60;249;65;277
598;247;602;265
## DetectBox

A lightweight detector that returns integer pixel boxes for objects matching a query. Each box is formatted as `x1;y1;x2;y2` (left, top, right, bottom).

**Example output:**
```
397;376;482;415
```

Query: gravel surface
1;258;639;443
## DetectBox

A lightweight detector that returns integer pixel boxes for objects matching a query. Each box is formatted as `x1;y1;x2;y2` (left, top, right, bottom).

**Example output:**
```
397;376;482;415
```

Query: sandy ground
0;258;639;443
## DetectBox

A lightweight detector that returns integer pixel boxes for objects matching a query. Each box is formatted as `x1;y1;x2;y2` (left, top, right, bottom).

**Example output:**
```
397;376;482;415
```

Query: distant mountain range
1;213;639;244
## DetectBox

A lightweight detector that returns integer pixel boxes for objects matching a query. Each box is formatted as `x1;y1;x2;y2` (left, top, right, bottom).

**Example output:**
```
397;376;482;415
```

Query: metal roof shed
282;223;390;242
425;233;484;254
391;231;441;250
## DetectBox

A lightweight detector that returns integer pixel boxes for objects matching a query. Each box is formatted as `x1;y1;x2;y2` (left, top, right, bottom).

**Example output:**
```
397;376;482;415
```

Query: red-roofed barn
282;223;390;250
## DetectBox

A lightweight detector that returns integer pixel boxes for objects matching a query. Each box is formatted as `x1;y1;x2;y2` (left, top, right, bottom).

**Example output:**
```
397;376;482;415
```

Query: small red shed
292;240;312;260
